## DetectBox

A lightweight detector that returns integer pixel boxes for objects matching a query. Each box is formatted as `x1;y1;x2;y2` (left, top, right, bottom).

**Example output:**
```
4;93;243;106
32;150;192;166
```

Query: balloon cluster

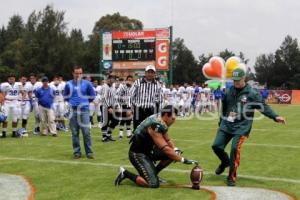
202;56;247;80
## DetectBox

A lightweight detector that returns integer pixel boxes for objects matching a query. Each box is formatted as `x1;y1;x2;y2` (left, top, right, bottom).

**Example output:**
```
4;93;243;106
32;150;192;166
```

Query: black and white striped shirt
116;83;133;107
130;77;163;109
102;83;116;108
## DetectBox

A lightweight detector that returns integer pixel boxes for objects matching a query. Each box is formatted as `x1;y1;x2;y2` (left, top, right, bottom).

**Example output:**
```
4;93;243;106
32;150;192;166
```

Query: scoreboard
101;28;170;71
112;39;155;61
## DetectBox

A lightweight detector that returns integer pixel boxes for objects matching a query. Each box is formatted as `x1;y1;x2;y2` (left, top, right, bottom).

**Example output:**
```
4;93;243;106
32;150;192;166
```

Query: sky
1;0;300;68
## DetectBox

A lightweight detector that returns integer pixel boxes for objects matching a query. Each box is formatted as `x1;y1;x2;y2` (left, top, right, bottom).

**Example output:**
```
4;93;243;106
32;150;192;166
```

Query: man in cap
130;65;163;130
35;76;57;136
211;68;286;186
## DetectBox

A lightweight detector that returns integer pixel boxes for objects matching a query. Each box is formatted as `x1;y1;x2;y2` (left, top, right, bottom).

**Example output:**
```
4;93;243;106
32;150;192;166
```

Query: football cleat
114;167;126;186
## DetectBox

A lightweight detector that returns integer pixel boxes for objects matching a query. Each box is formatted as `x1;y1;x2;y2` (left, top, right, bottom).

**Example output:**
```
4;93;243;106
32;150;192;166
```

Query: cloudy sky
1;0;300;67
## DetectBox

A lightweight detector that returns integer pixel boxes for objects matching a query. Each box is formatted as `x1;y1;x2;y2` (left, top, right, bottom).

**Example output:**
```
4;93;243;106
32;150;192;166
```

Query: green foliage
255;35;300;89
85;12;144;73
172;38;204;84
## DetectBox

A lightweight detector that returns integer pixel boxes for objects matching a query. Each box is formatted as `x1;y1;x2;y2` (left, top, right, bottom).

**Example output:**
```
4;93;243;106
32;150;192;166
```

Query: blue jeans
69;109;93;156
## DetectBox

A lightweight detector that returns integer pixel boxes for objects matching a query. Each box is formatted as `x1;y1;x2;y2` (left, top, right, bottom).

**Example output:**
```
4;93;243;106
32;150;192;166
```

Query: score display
112;39;155;61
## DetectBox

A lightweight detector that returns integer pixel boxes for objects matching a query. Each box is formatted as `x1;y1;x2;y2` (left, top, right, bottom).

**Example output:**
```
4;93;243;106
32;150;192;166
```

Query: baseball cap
41;76;49;82
232;68;246;81
145;65;156;72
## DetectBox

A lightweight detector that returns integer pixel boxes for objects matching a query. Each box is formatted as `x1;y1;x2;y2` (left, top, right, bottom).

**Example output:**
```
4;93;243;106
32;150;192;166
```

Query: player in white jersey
162;86;171;106
170;85;178;106
1;74;23;138
19;76;33;131
29;74;43;134
50;76;66;132
89;79;100;128
178;83;193;116
94;81;104;128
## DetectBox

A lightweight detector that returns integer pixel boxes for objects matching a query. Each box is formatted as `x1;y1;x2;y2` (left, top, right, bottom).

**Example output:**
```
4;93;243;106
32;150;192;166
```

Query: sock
119;130;123;137
22;119;27;128
124;170;138;182
126;129;132;136
102;130;107;138
107;127;112;136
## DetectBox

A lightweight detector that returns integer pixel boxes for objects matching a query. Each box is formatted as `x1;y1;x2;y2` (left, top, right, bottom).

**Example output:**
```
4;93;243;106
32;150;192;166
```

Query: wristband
181;157;185;163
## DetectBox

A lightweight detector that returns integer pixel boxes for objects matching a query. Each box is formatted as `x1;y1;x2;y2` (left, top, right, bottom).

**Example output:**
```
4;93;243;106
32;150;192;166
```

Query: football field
0;105;299;200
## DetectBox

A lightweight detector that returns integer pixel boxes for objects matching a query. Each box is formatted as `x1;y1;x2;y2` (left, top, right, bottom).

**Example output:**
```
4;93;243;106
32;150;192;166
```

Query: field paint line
245;143;300;149
173;139;300;149
1;156;300;185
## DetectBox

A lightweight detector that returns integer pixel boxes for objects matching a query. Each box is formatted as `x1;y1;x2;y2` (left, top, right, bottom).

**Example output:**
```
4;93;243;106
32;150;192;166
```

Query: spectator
35;76;57;137
64;66;96;159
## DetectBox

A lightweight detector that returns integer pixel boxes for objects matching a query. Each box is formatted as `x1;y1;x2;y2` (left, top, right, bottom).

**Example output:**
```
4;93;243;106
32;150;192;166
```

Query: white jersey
1;82;23;101
31;81;42;93
162;88;172;103
179;86;192;101
95;85;103;104
50;83;64;102
19;82;33;101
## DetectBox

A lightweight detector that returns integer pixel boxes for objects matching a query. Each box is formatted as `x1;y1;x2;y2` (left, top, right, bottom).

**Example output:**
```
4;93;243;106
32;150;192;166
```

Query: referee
130;65;163;130
101;75;119;142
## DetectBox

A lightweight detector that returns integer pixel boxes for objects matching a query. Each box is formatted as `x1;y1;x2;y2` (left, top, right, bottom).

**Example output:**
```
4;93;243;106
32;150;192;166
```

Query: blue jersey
35;86;55;109
63;80;96;110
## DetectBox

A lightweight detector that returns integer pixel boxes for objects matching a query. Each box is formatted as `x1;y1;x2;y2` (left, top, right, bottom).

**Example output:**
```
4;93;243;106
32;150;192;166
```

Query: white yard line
1;156;300;185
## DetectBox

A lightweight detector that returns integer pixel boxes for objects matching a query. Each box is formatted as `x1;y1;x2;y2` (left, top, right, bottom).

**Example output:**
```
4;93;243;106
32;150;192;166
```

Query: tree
254;53;275;87
254;35;300;89
85;12;143;73
172;38;202;84
5;15;24;45
0;15;25;70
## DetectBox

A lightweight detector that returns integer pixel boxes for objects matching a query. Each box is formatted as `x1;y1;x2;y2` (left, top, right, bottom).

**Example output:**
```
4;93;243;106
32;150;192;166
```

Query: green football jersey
130;114;168;155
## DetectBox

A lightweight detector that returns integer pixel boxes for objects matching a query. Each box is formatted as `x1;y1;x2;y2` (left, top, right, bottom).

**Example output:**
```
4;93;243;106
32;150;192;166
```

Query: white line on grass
1;156;300;184
173;139;300;149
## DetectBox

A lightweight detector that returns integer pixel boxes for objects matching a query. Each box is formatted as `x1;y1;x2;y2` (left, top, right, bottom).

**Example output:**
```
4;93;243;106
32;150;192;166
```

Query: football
190;165;203;190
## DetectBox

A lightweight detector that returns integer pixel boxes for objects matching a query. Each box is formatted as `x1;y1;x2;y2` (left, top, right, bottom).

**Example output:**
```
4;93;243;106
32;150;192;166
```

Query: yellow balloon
225;57;241;78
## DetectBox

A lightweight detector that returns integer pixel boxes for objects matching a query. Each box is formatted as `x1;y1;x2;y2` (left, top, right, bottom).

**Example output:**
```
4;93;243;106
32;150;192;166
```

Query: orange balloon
202;57;224;79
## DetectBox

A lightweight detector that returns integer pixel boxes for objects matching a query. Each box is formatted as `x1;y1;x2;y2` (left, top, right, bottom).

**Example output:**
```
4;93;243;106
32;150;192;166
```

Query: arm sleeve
130;81;138;106
63;83;70;101
219;91;227;126
251;91;278;120
87;82;96;102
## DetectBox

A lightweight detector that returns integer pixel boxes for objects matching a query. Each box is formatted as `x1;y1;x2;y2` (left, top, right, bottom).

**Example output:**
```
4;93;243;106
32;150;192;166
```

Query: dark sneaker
102;137;109;142
74;154;81;159
114;167;126;186
215;163;229;175
87;154;94;159
107;136;116;141
12;132;17;138
126;135;132;139
119;135;123;139
226;176;236;187
1;132;6;138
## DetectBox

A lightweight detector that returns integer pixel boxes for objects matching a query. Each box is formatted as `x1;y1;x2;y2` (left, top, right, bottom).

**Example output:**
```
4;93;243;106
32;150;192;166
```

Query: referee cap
145;65;156;72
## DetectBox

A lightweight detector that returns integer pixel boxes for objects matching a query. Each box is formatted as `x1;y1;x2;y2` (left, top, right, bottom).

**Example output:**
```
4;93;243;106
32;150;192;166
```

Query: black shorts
128;150;169;188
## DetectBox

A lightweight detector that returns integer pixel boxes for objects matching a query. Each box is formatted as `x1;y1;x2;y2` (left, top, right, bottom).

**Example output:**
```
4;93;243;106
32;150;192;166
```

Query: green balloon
206;80;222;90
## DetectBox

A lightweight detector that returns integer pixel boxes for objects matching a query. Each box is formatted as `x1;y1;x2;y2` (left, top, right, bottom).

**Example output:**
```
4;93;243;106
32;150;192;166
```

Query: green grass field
0;105;299;200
